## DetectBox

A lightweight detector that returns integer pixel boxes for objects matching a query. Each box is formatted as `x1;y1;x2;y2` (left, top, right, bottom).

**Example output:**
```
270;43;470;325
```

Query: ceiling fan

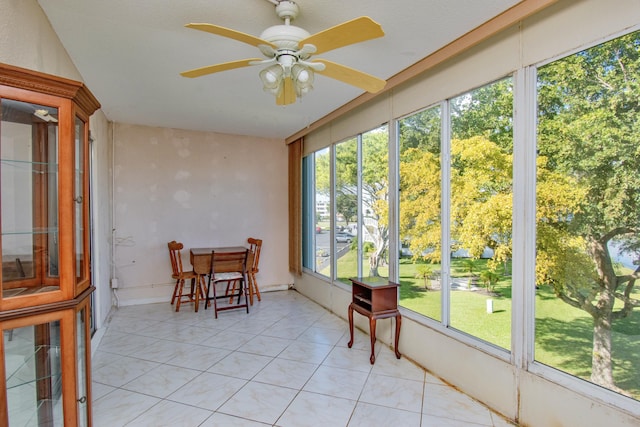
180;0;386;106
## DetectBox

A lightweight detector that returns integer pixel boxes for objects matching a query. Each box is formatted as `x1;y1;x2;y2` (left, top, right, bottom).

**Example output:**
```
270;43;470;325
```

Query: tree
334;129;390;277
362;128;389;276
336;192;357;225
535;31;640;392
399;33;640;395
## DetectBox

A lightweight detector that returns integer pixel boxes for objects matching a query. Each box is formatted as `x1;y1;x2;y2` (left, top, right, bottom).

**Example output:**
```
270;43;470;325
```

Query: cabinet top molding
0;62;100;115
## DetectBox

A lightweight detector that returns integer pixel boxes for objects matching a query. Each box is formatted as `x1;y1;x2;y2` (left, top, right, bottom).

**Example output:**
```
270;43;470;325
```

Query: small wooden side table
347;277;402;364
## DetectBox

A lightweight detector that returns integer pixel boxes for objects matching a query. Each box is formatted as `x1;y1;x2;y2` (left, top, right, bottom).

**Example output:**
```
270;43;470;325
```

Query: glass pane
361;125;389;279
335;138;358;285
535;30;640;400
74;117;85;283
77;308;88;427
398;106;442;320
314;148;330;277
4;320;63;425
449;78;513;350
1;99;60;297
301;155;313;269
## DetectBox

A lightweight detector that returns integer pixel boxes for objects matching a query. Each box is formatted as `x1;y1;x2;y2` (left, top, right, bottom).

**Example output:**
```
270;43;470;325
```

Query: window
334;138;358;284
398;105;442;320
449;78;513;349
361;125;389;279
303;126;389;281
535;30;640;400
302;148;331;276
396;79;513;349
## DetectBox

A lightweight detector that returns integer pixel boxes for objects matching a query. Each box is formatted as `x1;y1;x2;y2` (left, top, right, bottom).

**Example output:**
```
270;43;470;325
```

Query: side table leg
347;304;354;348
394;314;402;359
369;317;377;364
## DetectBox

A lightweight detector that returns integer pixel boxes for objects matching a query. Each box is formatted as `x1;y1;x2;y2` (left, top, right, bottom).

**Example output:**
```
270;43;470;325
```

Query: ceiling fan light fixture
259;64;283;91
291;64;313;97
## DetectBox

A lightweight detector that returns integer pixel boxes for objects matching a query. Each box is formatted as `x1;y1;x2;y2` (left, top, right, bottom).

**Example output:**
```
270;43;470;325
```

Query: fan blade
185;23;276;49
300;17;384;55
276;77;297;106
180;58;263;78
313;59;386;93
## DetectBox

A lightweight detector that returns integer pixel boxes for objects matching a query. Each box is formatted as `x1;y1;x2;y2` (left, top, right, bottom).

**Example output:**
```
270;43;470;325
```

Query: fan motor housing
260;25;310;50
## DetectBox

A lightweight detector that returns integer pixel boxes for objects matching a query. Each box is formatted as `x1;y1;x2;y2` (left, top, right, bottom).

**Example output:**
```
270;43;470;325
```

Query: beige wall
0;0;113;329
295;0;640;426
112;123;292;305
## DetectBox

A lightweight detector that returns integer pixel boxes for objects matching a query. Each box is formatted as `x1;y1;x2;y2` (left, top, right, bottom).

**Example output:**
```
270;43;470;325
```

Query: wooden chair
204;249;249;318
247;237;263;304
228;238;262;305
168;241;205;312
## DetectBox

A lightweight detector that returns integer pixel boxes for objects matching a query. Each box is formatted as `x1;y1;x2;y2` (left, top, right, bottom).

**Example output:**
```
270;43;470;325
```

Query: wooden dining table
189;246;251;311
190;246;249;275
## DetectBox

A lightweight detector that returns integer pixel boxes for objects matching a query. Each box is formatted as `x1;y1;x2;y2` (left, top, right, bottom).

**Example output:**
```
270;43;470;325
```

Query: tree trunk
590;309;615;388
369;251;380;277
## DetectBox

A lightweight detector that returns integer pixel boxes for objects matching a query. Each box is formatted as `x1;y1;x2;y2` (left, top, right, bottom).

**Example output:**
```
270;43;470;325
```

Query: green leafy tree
535;31;640;392
362;128;389;276
333;130;389;277
336;192;357;225
400;30;640;394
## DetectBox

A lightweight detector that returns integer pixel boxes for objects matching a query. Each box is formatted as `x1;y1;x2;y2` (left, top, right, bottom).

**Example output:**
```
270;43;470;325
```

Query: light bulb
297;69;309;83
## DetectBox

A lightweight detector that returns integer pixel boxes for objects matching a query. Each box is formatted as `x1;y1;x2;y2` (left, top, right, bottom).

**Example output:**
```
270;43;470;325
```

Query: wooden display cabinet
0;63;100;426
348;277;402;364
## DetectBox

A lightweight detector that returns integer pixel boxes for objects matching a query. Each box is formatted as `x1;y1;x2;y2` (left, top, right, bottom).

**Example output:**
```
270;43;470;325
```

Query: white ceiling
37;0;520;139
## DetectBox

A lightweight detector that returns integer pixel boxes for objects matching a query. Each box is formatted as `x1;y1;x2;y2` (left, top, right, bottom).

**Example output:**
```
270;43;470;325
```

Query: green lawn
329;253;640;399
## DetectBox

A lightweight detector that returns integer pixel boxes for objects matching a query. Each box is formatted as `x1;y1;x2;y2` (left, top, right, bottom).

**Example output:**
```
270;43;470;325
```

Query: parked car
336;232;355;243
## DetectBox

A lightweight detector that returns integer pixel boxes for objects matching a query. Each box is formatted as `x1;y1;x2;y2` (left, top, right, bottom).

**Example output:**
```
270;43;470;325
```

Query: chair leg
212;279;219;319
246;275;253;305
250;272;261;302
205;276;211;310
175;279;185;312
243;279;249;314
171;279;180;305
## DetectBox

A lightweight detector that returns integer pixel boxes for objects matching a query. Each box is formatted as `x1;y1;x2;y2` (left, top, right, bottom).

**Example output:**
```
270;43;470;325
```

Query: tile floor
92;290;515;426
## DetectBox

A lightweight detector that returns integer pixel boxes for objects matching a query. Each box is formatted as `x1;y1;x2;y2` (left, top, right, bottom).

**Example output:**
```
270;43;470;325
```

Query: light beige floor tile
423;382;493;425
93;388;160;427
360;373;424;413
303;365;368;400
278;339;334;364
371;347;426;382
322;346;374;373
200;412;271;426
277;390;356;427
126;399;212;427
167;372;246;411
207;350;273;380
91;381;116;401
217;381;298;425
92;356;159;388
237;334;293;357
122;365;200;398
253;357;318;389
349;401;422;427
297;325;346;345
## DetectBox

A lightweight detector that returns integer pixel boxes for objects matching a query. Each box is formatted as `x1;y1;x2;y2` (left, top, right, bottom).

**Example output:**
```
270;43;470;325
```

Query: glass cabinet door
4;319;63;425
76;305;89;427
74;116;88;290
1;99;60;299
